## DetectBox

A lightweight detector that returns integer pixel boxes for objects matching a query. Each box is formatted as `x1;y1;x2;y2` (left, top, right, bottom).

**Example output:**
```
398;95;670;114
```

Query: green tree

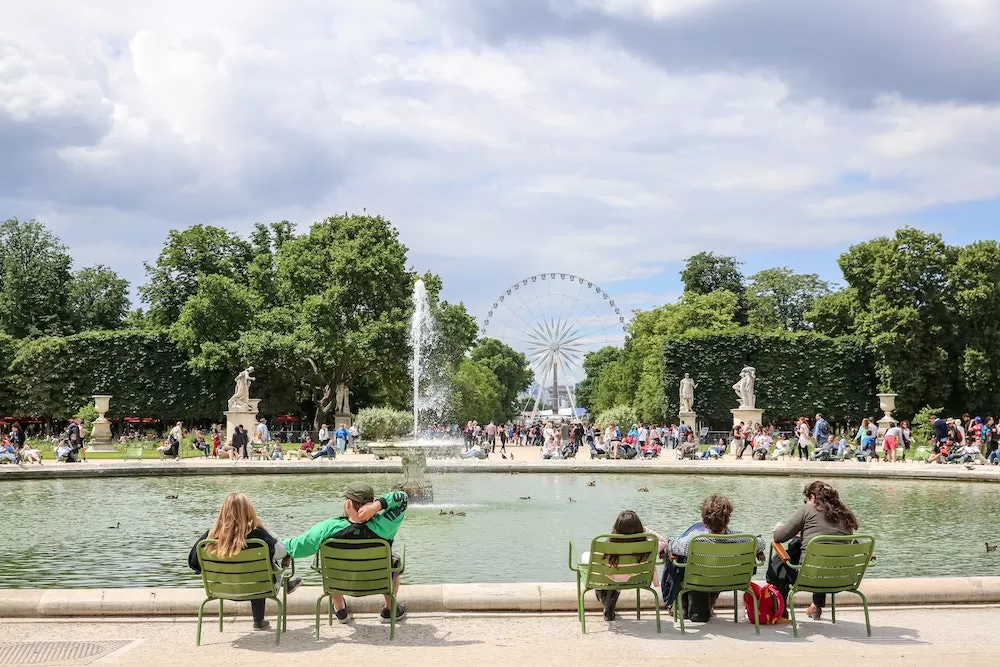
746;267;831;331
576;346;621;410
68;265;130;331
952;240;1000;412
447;358;502;423
805;288;859;337
838;227;957;415
170;274;259;371
680;251;747;324
469;337;533;421
0;218;73;338
140;225;254;326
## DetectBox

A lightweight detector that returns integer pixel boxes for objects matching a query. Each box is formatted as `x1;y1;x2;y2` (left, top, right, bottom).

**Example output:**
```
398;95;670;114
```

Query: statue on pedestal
229;366;256;411
679;374;697;413
733;366;756;409
335;383;351;415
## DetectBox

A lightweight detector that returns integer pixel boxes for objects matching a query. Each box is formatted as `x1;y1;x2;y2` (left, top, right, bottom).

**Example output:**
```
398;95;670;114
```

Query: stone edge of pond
3;577;1000;617
4;459;1000;484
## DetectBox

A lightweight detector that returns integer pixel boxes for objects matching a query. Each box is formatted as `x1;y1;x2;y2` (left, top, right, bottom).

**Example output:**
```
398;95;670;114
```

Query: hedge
5;330;230;419
661;331;878;428
354;407;412;441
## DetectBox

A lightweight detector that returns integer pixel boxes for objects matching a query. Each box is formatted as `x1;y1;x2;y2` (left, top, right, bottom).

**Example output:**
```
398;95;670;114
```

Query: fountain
368;278;462;502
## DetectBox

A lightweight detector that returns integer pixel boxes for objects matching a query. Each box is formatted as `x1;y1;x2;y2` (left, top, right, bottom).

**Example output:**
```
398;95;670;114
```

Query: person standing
318;424;330;449
232;424;250;460
348;423;359;452
255;419;271;448
795;417;812;460
812;414;829;457
65;418;84;463
334;423;350;455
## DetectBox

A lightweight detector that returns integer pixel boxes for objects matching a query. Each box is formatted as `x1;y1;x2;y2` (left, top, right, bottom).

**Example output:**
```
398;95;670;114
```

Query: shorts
883;435;897;451
391;553;403;572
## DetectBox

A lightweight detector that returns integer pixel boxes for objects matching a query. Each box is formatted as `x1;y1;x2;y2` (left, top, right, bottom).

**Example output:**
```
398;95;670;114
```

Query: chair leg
575;576;583;626
282;584;288;632
789;593;799;638
856;590;872;637
273;598;282;645
636;588;641;620
831;593;836;623
196;599;209;646
315;596;323;641
675;590;686;634
328;596;333;626
750;593;760;635
650;588;662;633
218;599;224;632
733;591;738;623
389;594;397;641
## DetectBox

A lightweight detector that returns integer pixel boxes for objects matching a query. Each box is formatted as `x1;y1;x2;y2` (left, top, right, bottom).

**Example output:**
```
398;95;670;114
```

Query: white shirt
319;427;329;441
256;422;271;442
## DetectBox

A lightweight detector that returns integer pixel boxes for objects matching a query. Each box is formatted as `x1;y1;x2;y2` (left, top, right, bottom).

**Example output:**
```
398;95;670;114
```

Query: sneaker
380;603;406;623
285;576;302;595
334;601;352;624
253;621;271;631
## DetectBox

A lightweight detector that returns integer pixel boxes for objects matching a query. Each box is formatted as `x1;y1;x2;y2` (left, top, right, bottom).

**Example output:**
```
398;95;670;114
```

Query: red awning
274;415;300;423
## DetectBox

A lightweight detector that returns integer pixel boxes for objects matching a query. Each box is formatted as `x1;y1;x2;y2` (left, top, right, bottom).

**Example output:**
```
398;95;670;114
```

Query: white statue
335;383;350;415
733;366;756;409
229;366;256;411
679;373;697;413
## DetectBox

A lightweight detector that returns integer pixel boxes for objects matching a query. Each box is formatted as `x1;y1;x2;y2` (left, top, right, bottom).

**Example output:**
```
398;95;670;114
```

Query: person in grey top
770;481;859;621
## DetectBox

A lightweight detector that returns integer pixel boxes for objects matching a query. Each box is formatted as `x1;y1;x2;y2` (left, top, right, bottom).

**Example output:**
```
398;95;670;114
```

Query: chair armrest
771;541;790;563
568;541;579;572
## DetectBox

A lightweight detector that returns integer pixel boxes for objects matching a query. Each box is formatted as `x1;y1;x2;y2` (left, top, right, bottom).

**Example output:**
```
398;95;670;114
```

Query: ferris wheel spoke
555;353;580;416
497;300;547;340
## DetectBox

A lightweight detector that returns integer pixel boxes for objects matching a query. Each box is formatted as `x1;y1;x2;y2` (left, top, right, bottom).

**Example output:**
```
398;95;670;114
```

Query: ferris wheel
482;273;627;418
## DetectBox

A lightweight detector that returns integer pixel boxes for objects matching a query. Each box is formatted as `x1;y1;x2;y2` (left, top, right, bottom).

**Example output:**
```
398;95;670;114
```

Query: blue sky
3;0;1000;325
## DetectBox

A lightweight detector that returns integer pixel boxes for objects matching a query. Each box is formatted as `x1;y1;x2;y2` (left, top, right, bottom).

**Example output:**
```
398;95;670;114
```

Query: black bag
766;537;802;615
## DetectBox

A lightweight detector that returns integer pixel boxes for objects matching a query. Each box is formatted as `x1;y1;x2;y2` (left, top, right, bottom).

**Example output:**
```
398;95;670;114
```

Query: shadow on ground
230;620;483;652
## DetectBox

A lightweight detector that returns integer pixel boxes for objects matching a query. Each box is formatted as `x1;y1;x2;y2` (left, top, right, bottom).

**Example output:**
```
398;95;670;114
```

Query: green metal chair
568;533;662;633
672;534;761;635
311;538;405;640
194;538;290;645
123;444;143;462
781;535;875;638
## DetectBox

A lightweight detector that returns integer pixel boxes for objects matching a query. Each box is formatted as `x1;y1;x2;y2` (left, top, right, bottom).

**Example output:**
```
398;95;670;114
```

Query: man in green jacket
284;481;408;623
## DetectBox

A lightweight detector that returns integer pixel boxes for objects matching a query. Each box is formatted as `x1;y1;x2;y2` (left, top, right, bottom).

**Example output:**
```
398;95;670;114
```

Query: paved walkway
2;607;998;666
4;445;1000;483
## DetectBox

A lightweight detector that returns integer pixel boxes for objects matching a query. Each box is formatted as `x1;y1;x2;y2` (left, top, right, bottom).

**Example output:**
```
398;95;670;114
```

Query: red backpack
744;582;785;624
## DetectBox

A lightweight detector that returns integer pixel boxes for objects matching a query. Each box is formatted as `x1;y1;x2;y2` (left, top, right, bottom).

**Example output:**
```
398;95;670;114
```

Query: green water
2;473;998;588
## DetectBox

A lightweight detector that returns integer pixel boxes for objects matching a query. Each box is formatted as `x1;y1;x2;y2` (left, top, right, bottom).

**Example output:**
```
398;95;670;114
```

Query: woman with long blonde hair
187;493;300;631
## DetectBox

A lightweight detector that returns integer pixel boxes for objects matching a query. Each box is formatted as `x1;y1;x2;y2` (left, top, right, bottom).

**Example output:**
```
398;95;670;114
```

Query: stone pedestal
87;394;117;452
731;408;765;429
226;399;261;445
333;413;353;428
678;411;698;430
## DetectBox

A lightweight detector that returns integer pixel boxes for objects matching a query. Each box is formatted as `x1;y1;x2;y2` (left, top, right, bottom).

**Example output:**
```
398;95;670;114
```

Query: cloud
3;0;1000;326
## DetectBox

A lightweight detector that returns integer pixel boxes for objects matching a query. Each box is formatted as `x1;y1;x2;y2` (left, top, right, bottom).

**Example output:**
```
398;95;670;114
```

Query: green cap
344;481;375;503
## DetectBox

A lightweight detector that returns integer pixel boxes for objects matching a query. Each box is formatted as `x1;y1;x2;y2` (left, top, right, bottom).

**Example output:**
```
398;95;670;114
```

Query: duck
455;511;466;517
439;509;448;516
518;496;531;500
165;494;178;500
448;510;455;515
108;522;120;529
586;481;596;487
987;542;998;553
569;497;577;503
510;452;514;460
637;486;649;493
501;453;507;460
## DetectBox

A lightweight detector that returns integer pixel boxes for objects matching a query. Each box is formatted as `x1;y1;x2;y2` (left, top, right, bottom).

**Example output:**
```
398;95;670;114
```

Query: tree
469;337;533;421
805;288;859;337
837;227;957;415
0;218;73;338
274;214;412;428
447;358;502;423
170;274;259;371
68;266;130;331
680;251;747;324
576;346;621;410
140;225;254;326
746;267;831;331
952;240;1000;412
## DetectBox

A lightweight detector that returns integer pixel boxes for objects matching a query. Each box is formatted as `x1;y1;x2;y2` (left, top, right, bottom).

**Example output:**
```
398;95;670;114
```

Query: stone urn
876;392;898;436
88;394;115;451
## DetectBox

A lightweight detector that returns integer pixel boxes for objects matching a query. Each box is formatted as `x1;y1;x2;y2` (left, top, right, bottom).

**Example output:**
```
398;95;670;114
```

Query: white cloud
3;0;1000;318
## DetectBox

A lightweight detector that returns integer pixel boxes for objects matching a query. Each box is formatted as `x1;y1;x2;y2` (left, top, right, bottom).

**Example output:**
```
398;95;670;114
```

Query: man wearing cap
283;482;408;624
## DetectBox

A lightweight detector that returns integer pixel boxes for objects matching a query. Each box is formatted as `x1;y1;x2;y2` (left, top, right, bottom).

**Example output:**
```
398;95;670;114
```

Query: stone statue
733;366;756;409
229;366;256;411
335;383;350;414
679;373;697;413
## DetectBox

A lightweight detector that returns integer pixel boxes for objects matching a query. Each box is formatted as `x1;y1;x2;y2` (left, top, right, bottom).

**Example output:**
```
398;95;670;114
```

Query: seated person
289;436;315;460
663;495;764;622
751;432;771;460
927;438;949;463
949;442;987;465
856;434;878;461
640;439;661;459
193;431;210;457
463;444;488;459
158;436;180;459
772;434;791;459
585;510;666;622
811;435;835;461
0;440;16;463
699;439;726;459
20;442;42;464
284;483;408;624
55;439;72;461
188;492;301;632
311;438;337;460
589;435;608;458
270;441;284;460
677;436;699;460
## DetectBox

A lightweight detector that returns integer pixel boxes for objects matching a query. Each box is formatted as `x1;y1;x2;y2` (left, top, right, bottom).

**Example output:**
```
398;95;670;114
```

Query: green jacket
284;490;408;559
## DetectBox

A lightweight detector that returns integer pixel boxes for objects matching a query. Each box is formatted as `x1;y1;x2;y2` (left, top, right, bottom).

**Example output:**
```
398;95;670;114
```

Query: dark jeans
251;598;265;624
736;441;751;458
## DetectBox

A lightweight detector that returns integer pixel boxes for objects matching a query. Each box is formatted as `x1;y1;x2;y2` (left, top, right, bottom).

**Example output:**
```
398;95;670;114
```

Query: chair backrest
316;538;395;598
583;533;658;590
196;538;277;601
796;535;874;593
683;534;758;592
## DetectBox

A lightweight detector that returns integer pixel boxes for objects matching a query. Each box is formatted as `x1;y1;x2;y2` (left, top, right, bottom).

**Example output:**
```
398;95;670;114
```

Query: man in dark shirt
232;424;250;459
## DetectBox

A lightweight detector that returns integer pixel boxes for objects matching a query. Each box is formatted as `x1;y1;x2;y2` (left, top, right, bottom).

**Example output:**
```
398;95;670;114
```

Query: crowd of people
192;478;859;633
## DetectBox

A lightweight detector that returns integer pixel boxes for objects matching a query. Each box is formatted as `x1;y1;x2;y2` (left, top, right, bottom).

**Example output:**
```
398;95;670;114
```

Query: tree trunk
313;383;335;431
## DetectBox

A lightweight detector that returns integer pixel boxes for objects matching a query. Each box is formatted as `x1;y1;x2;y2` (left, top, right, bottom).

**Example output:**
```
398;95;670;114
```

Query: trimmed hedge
661;331;878;427
6;330;230;419
354;406;412;441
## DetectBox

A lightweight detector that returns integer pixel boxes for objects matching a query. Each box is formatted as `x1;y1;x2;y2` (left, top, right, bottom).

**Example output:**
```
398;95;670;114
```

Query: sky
4;0;1000;330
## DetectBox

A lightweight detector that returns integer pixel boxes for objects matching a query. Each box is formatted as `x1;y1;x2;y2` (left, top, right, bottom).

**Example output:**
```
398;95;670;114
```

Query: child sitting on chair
583;511;665;622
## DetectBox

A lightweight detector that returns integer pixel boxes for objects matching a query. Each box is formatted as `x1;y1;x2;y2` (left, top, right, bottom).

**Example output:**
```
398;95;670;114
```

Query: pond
2;472;998;588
